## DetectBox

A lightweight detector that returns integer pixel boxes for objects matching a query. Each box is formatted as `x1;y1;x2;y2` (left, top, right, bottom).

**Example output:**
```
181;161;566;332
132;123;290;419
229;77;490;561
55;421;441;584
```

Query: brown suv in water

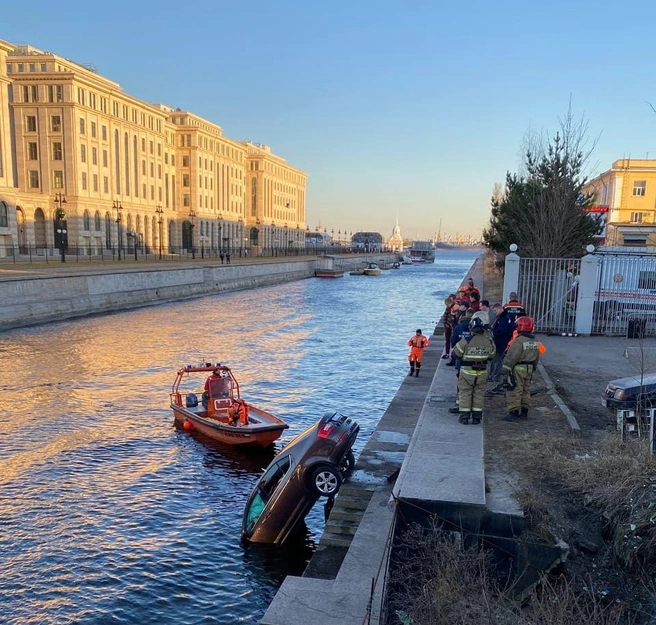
241;412;359;545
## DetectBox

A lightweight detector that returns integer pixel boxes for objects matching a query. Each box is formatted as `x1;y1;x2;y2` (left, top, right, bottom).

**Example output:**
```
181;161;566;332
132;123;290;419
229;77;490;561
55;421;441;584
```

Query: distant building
583;159;656;248
352;231;382;252
388;217;403;252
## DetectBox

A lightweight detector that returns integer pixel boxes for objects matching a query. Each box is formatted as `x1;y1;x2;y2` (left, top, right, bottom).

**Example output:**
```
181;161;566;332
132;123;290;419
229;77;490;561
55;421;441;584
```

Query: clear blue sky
4;0;656;240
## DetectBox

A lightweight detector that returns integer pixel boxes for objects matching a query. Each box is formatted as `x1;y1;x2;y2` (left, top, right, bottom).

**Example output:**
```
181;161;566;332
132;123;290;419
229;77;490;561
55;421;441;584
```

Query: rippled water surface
0;252;478;625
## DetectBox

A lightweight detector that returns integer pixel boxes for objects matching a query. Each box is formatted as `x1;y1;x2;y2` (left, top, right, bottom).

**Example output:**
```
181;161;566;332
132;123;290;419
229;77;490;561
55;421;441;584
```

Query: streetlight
217;213;223;254
188;208;196;259
54;193;67;263
155;205;164;260
113;200;123;260
127;230;138;261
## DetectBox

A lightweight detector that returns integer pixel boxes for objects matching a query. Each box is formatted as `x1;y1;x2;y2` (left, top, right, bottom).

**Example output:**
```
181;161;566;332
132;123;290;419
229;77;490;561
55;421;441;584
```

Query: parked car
241;412;359;545
602;373;656;410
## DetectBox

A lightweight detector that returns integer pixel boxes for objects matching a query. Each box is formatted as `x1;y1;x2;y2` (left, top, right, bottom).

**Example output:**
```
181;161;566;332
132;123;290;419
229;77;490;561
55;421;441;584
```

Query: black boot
519;409;528;419
458;412;470;424
503;411;520;422
408;365;415;377
415;369;419;377
471;412;482;425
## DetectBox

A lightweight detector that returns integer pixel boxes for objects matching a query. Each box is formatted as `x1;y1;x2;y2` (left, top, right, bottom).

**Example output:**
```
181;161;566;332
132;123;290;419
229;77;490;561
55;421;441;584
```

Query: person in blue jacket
489;303;515;387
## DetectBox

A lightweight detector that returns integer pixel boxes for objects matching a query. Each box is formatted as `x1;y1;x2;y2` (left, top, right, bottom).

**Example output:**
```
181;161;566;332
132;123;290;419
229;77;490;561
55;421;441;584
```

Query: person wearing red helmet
501;316;543;421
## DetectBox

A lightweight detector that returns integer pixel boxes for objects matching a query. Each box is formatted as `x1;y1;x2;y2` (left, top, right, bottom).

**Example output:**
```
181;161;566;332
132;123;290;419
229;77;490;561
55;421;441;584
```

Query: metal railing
0;243;379;264
518;257;581;334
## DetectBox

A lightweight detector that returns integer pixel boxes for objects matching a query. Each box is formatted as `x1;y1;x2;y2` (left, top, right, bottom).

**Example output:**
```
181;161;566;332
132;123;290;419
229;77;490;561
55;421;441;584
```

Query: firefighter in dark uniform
502;316;541;421
453;316;496;425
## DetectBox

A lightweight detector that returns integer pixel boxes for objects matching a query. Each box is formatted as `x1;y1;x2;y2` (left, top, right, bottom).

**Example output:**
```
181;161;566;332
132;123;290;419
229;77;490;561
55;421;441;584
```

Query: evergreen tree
484;118;602;260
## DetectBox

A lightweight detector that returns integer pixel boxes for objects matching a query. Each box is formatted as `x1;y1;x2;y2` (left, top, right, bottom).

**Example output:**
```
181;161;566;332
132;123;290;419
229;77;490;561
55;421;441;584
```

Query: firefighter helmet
516;316;534;333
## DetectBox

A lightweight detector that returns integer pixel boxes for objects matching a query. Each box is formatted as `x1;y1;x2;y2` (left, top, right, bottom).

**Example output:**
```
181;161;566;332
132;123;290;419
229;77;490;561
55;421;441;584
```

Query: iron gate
518;258;581;334
592;254;656;336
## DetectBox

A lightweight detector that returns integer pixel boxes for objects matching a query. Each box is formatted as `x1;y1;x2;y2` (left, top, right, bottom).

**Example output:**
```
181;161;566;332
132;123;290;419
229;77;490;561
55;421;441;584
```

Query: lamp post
155;205;164;260
217;214;223;254
113;200;123;260
54;193;67;263
188;208;196;259
128;230;138;261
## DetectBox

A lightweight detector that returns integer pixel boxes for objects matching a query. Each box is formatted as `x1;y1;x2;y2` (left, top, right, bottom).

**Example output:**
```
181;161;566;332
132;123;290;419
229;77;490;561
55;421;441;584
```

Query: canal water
0;251;478;625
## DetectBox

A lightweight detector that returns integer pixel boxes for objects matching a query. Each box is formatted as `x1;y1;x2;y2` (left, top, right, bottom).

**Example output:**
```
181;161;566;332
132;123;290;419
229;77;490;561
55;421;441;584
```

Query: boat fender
183;420;193;431
185;393;199;408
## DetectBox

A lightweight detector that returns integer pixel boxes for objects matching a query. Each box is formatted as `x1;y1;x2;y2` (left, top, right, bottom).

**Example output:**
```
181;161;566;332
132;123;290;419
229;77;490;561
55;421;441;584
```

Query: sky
4;0;656;240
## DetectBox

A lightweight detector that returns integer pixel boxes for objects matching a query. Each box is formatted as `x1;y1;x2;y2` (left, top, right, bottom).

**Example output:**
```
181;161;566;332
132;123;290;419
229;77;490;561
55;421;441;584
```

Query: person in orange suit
229;398;250;426
408;329;429;377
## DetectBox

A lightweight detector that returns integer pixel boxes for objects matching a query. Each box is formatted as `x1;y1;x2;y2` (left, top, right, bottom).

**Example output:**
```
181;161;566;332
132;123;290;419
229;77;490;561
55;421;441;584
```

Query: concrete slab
392;356;486;507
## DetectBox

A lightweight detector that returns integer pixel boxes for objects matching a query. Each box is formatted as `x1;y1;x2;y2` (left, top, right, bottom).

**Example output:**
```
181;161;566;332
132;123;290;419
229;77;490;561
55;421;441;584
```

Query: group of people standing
437;280;544;425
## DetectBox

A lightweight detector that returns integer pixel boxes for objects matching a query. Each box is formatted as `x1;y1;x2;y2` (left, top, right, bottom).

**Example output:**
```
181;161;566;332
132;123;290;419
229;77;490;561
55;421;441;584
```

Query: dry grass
388;521;631;625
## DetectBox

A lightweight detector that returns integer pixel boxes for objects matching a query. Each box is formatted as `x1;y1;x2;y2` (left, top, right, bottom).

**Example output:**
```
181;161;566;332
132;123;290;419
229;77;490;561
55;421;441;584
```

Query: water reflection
0;251;478;624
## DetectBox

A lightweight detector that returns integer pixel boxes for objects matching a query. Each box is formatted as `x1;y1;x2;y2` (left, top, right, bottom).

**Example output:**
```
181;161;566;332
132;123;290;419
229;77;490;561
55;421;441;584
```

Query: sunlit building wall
244;142;307;250
0;39;307;257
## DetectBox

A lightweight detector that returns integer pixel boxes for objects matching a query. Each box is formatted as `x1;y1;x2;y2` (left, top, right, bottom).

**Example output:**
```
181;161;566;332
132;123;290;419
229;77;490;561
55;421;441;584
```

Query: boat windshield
209;376;231;398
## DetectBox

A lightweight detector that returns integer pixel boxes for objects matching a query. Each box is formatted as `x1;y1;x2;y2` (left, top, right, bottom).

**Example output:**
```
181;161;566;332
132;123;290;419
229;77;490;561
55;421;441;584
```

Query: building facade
0;39;307;258
583;159;656;248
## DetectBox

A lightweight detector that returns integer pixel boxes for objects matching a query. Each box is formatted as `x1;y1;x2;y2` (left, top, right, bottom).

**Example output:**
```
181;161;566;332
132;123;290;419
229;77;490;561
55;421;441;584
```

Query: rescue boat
170;363;289;448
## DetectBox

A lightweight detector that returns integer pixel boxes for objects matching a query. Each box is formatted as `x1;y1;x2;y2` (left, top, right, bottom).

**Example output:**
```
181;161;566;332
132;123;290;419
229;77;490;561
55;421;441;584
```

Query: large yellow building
0;39;307;258
584;159;656;247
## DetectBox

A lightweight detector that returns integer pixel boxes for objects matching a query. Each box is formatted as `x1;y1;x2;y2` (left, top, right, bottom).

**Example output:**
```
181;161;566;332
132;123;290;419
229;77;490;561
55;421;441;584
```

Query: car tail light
318;423;335;439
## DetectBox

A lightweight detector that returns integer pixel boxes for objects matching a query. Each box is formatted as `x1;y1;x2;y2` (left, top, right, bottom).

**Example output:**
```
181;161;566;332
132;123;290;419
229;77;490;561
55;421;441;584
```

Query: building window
183;194;190;207
80;144;87;163
164;153;168;165
0;201;7;227
80;118;85;134
630;211;650;223
92;147;97;165
141;137;146;152
142;160;146;176
151;185;154;200
182;155;190;167
104;176;109;194
52;142;63;160
83;211;90;230
102;125;107;141
6;64;12;73
94;211;101;231
50;115;61;132
150;140;154;155
158;164;162;179
633;181;647;197
171;155;175;167
82;172;87;190
91;122;96;138
142;183;146;197
29;170;39;188
93;174;98;192
27;142;38;160
150;162;154;177
17;63;23;72
157;143;161;156
26;116;37;132
103;150;108;167
54;171;64;188
183;174;190;187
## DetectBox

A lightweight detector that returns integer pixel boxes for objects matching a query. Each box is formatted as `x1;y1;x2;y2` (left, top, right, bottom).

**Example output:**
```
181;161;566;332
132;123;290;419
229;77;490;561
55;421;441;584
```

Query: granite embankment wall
1;255;392;331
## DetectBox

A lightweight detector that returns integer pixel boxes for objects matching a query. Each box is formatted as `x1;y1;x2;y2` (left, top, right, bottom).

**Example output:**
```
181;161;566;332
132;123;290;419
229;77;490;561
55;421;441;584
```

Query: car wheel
310;465;342;497
339;450;355;476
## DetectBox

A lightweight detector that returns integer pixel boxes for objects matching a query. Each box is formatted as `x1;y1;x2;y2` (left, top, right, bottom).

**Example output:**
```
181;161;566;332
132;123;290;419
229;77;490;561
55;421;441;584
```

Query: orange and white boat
170;363;289;448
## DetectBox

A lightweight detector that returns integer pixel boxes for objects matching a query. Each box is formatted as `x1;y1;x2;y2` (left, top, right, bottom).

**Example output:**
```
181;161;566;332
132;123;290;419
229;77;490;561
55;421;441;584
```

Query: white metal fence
518;258;581;334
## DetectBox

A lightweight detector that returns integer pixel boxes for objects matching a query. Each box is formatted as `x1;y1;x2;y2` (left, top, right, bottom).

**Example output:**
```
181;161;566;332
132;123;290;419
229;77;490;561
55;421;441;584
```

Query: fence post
575;246;598;335
502;244;520;304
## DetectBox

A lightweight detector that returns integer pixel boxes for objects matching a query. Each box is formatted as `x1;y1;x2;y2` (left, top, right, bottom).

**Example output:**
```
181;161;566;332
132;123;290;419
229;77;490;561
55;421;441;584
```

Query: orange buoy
183;420;193;431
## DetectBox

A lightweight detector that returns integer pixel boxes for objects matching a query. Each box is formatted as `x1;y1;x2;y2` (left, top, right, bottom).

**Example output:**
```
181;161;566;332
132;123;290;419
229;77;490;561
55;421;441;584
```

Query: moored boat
170;363;288;447
314;269;345;278
363;262;381;276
